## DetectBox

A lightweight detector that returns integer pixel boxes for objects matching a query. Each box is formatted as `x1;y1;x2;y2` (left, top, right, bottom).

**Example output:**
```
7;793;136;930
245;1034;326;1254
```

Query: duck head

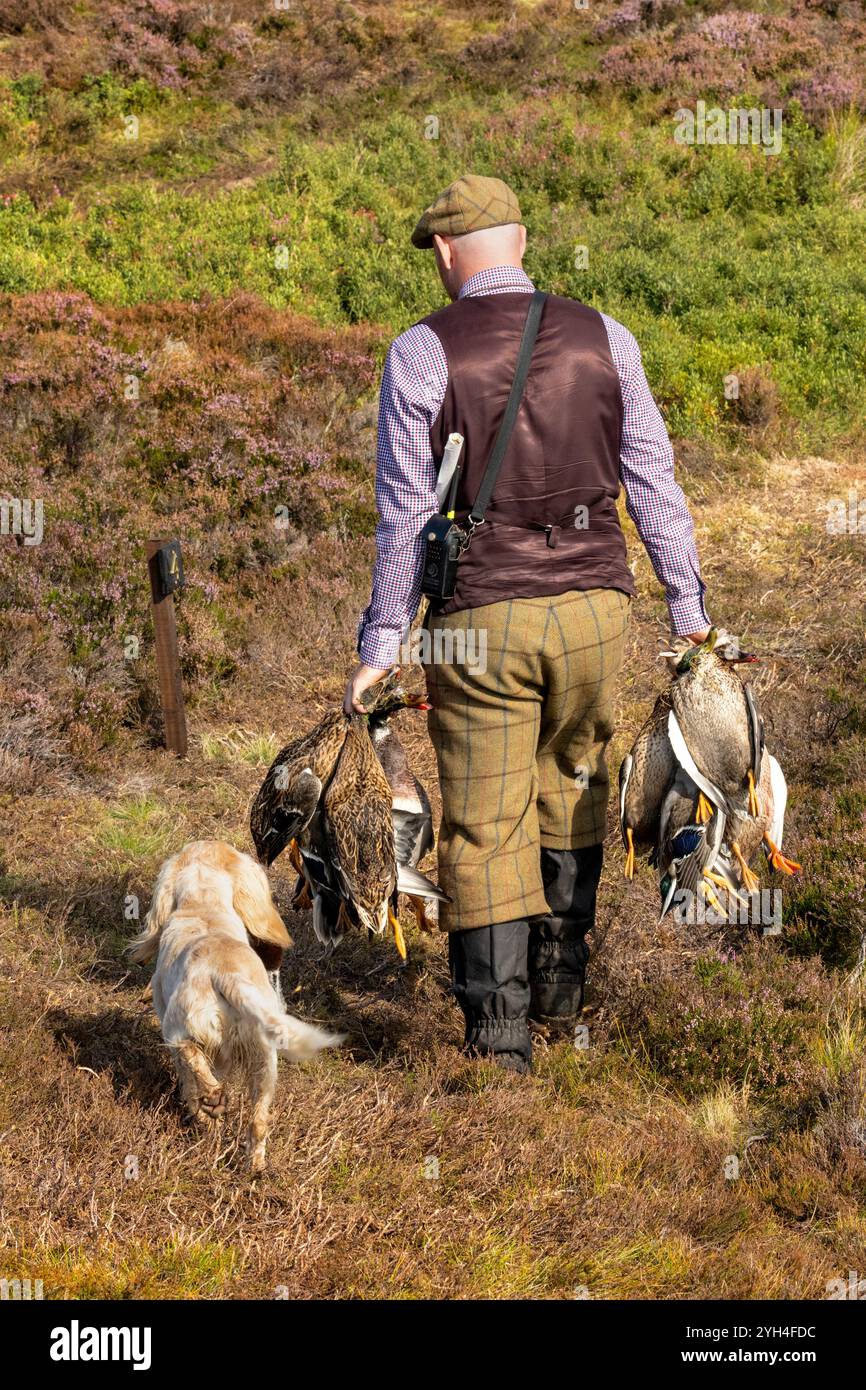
661;628;758;674
673;628;718;675
360;671;431;735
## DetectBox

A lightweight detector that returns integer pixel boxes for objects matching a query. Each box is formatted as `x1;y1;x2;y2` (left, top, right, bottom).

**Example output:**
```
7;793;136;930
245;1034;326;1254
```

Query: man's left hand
343;662;391;715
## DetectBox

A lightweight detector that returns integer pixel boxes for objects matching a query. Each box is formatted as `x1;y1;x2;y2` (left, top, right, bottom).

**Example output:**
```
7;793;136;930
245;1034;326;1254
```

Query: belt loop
545;525;561;549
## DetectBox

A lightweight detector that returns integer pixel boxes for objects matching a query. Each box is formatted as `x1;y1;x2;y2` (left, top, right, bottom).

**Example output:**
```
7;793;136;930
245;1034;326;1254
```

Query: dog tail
273;1012;346;1060
216;976;344;1060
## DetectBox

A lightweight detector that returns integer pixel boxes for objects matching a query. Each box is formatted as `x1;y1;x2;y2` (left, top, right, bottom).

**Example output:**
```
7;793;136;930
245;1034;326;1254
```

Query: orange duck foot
764;835;801;875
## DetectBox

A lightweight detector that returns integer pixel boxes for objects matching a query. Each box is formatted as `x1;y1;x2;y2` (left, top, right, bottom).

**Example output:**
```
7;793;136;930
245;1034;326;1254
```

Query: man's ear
433;232;453;270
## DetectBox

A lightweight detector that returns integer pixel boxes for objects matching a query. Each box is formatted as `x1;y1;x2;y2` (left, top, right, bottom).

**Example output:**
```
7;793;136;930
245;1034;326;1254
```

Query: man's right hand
343;662;392;715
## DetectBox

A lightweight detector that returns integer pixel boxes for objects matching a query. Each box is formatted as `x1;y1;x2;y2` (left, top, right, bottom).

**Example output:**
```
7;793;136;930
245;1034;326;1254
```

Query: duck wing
252;768;323;867
300;845;347;948
667;708;730;816
619;689;677;849
393;775;435;868
744;680;765;785
250;711;347;865
659;773;726;895
766;752;788;847
396;863;450;903
372;723;436;868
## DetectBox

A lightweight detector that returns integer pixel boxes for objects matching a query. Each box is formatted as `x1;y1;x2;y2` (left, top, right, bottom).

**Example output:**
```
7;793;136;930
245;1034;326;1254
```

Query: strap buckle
460;515;484;552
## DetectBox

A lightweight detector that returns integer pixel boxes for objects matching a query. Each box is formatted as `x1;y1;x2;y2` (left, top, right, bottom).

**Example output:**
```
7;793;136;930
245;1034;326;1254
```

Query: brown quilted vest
424;291;636;616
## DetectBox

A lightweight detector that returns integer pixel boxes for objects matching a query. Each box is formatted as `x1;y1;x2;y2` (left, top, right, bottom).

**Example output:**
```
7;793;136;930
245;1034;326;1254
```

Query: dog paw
199;1086;226;1120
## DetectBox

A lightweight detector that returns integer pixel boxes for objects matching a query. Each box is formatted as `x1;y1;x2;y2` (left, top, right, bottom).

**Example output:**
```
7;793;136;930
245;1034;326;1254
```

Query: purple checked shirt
357;265;709;667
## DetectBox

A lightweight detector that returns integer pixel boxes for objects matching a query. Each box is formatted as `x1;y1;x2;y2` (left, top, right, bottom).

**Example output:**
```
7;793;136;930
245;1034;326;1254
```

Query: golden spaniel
129;840;342;1171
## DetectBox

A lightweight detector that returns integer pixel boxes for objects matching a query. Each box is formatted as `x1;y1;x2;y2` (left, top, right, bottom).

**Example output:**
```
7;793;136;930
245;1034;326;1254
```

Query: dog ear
248;936;285;973
232;855;292;951
127;850;180;964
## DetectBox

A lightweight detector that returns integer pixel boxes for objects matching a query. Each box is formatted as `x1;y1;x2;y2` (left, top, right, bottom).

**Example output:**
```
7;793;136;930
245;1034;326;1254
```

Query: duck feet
747;770;760;817
623;826;636;880
763;835;801;875
388;909;408;960
291;875;312;910
410;896;436;933
704;869;748;907
695;793;715;825
700;876;726;916
731;841;760;892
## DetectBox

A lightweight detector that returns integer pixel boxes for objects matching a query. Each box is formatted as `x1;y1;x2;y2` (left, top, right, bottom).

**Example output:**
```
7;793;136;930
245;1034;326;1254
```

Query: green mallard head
674;627;718;675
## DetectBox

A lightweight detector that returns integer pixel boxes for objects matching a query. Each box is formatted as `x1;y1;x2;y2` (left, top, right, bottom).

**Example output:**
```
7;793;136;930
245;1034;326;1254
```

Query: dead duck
252;706;403;955
312;683;447;956
618;686;677;879
366;691;448;932
250;709;346;873
665;628;764;833
250;674;443;959
314;711;399;946
620;630;763;883
621;630;800;910
722;749;801;891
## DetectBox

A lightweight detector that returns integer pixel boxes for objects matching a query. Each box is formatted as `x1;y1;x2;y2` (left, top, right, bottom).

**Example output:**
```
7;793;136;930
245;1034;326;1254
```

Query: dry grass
1;427;865;1299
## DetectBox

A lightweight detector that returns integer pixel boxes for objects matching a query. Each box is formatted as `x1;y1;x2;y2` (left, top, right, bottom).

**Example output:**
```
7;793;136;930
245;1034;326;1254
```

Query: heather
1;2;866;443
1;0;865;1301
0;290;382;766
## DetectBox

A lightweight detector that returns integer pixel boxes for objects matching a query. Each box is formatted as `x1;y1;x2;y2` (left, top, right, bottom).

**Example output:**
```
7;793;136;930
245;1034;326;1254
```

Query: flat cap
411;174;522;249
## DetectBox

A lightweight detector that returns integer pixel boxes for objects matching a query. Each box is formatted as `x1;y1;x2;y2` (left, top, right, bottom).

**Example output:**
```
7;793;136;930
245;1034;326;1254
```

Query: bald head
432;223;527;301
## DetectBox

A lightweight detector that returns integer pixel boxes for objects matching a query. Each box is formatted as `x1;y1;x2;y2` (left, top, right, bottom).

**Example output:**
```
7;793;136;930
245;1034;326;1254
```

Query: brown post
146;538;188;757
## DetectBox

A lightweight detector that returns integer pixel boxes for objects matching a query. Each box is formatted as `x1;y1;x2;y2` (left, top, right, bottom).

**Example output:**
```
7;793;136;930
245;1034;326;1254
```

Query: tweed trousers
423;587;630;931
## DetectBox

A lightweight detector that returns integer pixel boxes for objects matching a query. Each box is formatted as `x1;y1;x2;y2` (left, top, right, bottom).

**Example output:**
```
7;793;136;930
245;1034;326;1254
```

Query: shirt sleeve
602;315;710;636
356;325;446;668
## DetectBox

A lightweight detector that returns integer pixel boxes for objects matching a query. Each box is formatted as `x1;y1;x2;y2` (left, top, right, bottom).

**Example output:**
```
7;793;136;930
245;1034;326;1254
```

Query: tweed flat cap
411;174;523;249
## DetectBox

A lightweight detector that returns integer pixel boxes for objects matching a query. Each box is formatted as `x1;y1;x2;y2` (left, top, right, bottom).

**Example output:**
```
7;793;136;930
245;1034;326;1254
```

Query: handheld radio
421;432;465;602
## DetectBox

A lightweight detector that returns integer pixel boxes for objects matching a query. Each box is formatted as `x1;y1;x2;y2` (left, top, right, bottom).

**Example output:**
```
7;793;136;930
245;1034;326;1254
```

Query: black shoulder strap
468;289;547;526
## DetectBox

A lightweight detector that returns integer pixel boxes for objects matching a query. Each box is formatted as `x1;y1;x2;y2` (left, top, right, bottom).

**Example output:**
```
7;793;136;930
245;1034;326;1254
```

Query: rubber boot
529;844;603;1035
448;920;531;1073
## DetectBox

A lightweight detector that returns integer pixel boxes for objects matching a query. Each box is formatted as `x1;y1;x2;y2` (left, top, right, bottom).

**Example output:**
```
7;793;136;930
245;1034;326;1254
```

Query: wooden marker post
146;538;188;757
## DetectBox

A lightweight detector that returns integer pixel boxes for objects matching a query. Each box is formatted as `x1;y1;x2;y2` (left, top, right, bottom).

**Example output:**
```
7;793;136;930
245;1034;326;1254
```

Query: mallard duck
367;694;449;931
250;709;347;872
665;629;764;832
722;750;801;891
316;711;398;937
618;686;677;879
310;682;447;956
250;673;442;959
